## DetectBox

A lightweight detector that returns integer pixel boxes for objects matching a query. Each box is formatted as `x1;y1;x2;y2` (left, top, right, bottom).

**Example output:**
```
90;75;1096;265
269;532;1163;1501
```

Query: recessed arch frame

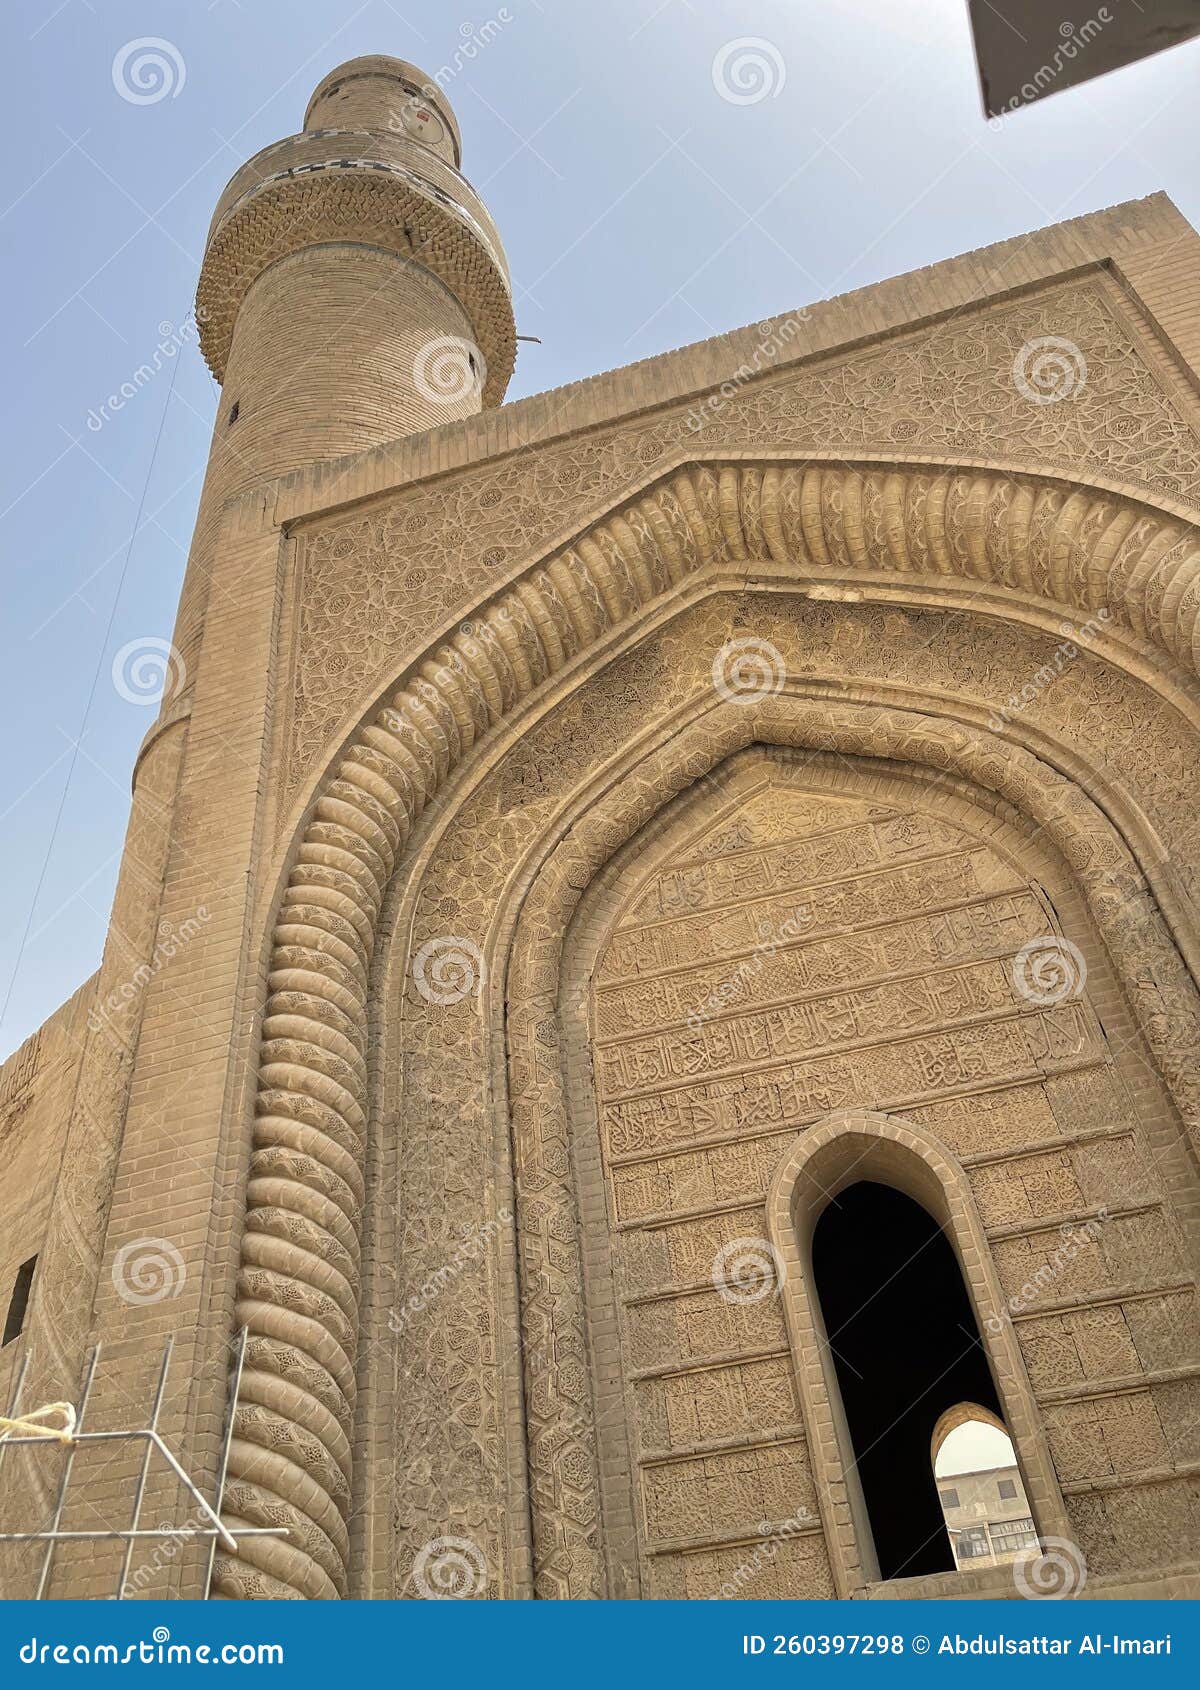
494;689;1199;1599
280;449;1200;825
213;457;1200;1600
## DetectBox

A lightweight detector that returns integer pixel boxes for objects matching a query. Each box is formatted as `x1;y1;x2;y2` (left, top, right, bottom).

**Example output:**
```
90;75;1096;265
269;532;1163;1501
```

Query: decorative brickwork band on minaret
166;55;516;710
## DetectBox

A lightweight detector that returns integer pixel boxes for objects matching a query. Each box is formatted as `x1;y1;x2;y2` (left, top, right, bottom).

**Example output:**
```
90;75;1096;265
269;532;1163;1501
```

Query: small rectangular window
939;1487;959;1509
3;1255;37;1345
997;1477;1017;1499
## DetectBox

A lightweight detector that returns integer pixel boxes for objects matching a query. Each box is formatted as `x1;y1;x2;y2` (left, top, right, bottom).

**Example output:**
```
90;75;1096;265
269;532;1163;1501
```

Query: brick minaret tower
1;57;516;1600
174;54;516;691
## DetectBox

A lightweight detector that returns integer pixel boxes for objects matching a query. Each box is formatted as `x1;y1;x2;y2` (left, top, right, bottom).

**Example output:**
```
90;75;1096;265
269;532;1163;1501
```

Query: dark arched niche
811;1180;1004;1580
766;1109;1070;1595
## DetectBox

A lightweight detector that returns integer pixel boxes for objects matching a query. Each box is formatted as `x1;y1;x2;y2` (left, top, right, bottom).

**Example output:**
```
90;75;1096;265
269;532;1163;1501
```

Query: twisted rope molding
211;459;1200;1599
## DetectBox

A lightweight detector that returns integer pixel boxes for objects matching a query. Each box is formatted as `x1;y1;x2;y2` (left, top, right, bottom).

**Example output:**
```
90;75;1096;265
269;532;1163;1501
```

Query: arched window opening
811;1181;1003;1582
933;1410;1038;1570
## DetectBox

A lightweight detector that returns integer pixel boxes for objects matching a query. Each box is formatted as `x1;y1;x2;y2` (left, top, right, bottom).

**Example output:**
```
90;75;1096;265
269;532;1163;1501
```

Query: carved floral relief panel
376;596;1198;1599
283;277;1200;803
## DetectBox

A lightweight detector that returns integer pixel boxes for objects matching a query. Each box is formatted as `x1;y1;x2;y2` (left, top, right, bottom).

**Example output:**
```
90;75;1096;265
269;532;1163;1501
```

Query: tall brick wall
0;979;96;1592
2;68;1198;1599
0;980;97;1397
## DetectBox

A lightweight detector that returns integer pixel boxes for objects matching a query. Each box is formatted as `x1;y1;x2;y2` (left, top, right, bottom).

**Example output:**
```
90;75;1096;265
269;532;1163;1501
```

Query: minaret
171;54;516;692
2;64;516;1597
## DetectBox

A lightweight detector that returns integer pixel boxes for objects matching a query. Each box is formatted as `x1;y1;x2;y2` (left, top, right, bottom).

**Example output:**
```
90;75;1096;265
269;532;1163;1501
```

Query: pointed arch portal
214;455;1200;1600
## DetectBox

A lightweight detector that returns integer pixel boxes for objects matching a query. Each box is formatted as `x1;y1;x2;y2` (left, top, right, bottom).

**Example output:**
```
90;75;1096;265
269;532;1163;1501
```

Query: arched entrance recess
213;458;1200;1601
542;741;1104;1601
503;703;1196;1597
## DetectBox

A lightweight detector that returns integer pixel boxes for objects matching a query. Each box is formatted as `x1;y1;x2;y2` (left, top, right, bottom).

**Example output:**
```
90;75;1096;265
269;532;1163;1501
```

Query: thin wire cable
0;336;187;1034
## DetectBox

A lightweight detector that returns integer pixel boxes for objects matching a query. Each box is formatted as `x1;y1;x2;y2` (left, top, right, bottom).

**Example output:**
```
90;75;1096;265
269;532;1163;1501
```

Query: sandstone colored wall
0;978;97;1402
4;193;1200;1602
270;196;1200;804
205;190;1200;1595
578;768;1196;1597
589;785;1070;1598
0;976;98;1591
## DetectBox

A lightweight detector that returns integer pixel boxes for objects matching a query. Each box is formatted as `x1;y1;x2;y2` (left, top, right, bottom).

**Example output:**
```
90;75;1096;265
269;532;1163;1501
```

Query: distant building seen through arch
933;1410;1039;1570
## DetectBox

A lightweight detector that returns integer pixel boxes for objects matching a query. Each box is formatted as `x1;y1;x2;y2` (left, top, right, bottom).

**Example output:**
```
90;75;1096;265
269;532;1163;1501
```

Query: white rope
0;1402;77;1443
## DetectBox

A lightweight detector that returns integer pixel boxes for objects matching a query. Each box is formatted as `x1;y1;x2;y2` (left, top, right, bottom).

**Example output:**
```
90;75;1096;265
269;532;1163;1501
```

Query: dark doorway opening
811;1181;1003;1581
3;1254;37;1346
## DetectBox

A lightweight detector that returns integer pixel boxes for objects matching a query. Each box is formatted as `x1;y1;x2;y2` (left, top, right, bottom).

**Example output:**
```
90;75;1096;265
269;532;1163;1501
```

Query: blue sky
2;0;1198;1060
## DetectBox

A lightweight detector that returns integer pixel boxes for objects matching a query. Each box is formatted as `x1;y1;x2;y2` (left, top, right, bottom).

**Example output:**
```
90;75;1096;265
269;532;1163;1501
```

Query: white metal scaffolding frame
0;1328;287;1599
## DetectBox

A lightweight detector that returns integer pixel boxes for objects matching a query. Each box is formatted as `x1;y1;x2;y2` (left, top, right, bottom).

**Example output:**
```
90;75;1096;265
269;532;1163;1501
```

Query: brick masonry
1;55;1199;1602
